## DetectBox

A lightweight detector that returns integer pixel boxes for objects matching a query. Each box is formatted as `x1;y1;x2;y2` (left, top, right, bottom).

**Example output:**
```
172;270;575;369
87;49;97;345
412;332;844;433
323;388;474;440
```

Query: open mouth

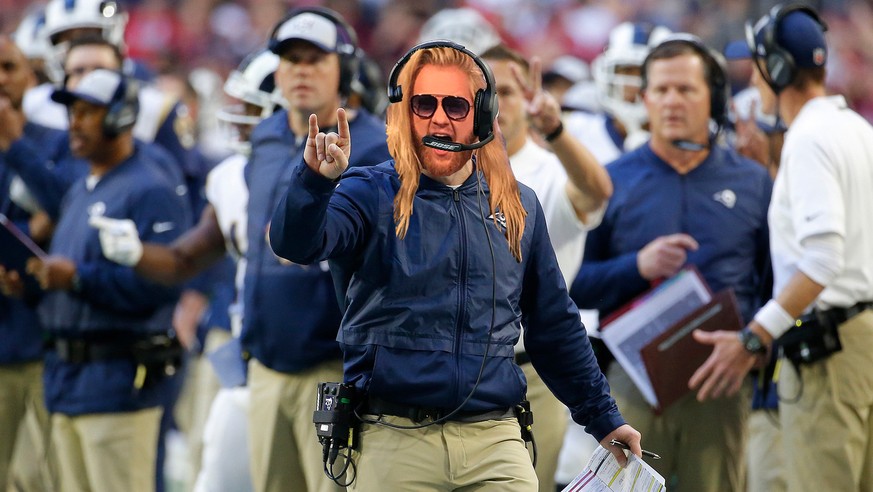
428;133;452;142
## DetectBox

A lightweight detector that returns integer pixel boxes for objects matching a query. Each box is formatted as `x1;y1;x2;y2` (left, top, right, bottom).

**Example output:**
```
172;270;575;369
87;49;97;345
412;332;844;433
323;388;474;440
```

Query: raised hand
89;215;143;267
510;57;562;136
303;108;351;180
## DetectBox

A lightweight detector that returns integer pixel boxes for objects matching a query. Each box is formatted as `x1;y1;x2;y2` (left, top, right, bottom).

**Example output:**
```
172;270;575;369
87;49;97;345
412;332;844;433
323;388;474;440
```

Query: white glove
89;215;143;266
9;176;42;214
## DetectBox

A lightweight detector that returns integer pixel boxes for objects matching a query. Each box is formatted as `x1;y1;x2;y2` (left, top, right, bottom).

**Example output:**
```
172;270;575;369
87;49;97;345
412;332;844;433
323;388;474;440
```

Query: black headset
103;72;139;138
641;33;729;126
268;7;360;98
387;40;498;145
748;3;827;93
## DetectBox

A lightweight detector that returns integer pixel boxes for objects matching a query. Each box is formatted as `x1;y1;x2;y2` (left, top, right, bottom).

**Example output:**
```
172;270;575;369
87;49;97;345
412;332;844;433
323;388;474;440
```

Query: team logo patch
488;210;507;231
812;48;826;66
712;189;736;209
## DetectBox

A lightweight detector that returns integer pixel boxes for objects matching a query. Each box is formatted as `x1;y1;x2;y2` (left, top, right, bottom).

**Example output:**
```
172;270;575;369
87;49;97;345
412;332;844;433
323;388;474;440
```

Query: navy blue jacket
270;160;625;441
39;148;190;415
0;122;68;364
241;108;390;373
571;143;772;324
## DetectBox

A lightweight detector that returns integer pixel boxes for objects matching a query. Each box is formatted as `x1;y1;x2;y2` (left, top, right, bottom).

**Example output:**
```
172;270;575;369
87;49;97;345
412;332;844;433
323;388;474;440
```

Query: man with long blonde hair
269;42;641;490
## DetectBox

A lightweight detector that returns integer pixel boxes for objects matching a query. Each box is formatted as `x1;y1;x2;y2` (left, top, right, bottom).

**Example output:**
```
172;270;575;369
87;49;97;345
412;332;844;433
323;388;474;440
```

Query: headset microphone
422;133;494;152
671;139;709;152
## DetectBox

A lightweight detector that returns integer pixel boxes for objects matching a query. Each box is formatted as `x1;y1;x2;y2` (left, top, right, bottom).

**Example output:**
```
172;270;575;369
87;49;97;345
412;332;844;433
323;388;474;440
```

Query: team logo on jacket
488;210;507;231
712;189;736;209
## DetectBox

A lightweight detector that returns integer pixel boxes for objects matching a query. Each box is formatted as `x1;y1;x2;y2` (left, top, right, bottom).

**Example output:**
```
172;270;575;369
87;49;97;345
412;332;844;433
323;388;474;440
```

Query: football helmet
592;22;671;130
13;6;51;61
418;8;500;56
217;49;284;155
43;0;128;83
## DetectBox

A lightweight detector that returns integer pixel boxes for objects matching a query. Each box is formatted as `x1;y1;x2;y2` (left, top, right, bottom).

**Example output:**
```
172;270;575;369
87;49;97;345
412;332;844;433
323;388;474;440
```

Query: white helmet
418;8;501;56
592;22;671;130
217;49;284;155
44;0;127;47
43;0;128;83
13;6;51;61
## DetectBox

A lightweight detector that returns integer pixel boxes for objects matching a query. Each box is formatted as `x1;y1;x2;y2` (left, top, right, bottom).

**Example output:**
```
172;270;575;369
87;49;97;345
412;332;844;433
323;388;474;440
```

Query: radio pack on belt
313;381;360;484
776;311;842;367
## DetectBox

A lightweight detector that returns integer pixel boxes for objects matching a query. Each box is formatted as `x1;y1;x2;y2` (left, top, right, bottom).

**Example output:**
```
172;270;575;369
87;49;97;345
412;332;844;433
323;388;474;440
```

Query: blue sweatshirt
241;108;390;373
270;160;626;442
39;148;191;415
571;143;772;324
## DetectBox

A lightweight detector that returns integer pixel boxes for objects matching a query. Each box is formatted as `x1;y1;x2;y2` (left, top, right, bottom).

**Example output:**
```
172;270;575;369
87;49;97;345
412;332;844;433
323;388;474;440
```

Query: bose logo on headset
387;40;498;152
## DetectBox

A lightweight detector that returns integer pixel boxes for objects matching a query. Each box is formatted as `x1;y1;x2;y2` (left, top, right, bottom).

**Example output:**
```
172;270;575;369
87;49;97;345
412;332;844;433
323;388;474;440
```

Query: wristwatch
738;327;767;355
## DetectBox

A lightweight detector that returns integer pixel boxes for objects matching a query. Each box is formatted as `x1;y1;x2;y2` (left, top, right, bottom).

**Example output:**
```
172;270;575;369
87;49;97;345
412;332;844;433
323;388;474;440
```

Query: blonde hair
387;46;526;261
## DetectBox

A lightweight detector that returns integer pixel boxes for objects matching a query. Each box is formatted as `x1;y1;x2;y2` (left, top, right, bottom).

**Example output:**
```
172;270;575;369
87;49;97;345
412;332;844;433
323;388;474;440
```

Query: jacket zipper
452;187;467;406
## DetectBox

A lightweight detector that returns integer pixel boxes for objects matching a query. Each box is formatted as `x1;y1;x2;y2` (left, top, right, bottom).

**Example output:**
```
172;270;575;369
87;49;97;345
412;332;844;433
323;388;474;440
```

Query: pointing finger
308;113;319;141
336;108;350;142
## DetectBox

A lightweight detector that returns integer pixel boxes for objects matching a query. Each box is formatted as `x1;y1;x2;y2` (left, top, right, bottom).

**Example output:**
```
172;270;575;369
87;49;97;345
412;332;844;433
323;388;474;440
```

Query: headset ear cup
103;77;138;137
472;89;484;140
387;84;402;104
765;51;794;91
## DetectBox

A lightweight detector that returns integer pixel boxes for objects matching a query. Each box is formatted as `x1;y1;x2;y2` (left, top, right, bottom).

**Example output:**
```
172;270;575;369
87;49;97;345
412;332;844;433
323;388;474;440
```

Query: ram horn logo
712;189;736;209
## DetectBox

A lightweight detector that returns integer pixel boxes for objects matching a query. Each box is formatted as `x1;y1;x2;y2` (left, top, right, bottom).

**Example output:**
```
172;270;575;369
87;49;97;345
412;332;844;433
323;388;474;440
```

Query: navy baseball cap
776;9;827;67
51;69;124;106
271;12;343;55
748;6;827;68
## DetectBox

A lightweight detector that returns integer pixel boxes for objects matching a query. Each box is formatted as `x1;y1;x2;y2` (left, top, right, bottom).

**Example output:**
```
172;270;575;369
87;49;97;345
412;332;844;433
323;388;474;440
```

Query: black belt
365;397;514;423
50;338;135;364
814;301;873;327
515;351;532;366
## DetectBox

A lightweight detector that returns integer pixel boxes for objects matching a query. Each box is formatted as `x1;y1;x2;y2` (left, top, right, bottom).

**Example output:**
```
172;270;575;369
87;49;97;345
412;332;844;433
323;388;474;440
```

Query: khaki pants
608;363;748;492
0;361;53;492
350;415;537;491
247;358;344;492
52;407;162;492
780;310;873;492
520;362;567;492
746;410;785;492
175;329;232;485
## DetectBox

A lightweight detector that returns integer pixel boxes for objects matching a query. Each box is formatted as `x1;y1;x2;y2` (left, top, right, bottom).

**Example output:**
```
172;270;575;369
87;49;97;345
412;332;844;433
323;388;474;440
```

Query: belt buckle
56;339;88;363
413;407;438;422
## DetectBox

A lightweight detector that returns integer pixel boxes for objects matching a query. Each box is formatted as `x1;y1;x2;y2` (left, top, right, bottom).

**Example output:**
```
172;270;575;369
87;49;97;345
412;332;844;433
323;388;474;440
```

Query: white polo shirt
510;138;602;288
769;95;873;313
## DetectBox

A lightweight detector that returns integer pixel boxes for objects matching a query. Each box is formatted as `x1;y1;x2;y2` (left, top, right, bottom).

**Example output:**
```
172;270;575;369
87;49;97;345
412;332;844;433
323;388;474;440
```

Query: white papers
561;446;666;492
599;268;711;407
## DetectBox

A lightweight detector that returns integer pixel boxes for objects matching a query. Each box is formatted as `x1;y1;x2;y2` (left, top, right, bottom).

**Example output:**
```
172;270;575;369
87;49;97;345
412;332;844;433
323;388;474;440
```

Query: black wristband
544;121;564;142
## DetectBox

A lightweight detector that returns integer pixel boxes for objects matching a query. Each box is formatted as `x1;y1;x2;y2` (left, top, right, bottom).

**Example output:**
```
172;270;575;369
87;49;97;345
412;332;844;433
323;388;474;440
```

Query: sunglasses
410;94;471;121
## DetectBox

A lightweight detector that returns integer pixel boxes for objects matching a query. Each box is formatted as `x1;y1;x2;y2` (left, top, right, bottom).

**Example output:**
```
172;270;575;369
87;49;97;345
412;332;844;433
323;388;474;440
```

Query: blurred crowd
4;0;873;123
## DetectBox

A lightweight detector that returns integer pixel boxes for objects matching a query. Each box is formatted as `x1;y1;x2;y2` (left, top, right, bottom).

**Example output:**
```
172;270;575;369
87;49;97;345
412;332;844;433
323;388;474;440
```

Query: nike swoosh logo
153;222;175;233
